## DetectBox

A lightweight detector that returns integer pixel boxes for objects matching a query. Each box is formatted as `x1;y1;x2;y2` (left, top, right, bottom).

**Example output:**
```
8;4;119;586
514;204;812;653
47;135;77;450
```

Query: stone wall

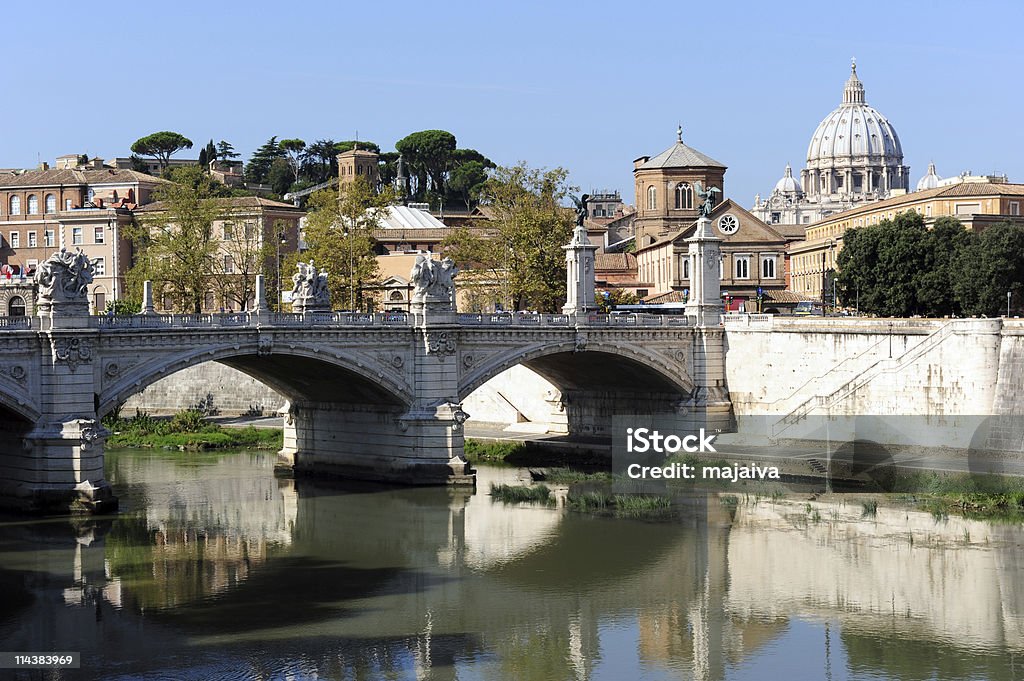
122;362;284;416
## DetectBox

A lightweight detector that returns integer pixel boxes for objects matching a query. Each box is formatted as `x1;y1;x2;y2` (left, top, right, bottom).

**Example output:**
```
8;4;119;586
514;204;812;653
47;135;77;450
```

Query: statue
35;248;94;306
410;255;459;311
570;193;590;227
694;182;722;217
290;259;330;312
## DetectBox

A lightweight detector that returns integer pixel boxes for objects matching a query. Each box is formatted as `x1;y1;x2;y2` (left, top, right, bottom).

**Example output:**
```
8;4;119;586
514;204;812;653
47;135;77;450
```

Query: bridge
0;308;728;513
0;217;729;514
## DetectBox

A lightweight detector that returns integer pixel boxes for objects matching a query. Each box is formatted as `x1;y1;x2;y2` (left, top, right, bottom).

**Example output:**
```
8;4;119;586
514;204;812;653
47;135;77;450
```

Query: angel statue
693;182;722;217
570;193;590;227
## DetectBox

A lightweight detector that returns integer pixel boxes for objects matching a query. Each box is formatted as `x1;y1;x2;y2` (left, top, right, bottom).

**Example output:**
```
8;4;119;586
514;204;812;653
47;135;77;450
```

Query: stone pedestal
684;216;723;327
563;225;599;315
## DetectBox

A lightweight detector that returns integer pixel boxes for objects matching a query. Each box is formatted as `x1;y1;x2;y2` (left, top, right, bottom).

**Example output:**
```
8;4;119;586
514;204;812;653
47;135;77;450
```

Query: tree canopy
130;131;194;169
442;163;575;312
836;212;1024;317
244;137;287;184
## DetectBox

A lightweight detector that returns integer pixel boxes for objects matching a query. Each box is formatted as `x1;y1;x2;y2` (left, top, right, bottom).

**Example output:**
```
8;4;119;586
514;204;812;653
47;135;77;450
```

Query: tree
285;179;395;310
126;166;224;313
442;163;575;312
299;139;381;186
596;289;639;312
211;214;275;312
953;222;1024;316
244;136;286;184
395;130;457;203
279;138;306;183
447;160;489;209
216;140;240;162
197;139;217;170
130;131;194;170
267;157;295;197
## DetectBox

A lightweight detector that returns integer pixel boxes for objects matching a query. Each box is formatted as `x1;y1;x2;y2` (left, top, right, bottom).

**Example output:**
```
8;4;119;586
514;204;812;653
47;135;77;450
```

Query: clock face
718;214;739;235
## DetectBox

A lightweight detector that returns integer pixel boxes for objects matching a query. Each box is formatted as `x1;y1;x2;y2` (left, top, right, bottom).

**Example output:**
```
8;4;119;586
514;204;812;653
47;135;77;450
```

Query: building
135;197;303;311
633;126;727;246
788;178;1024;298
631;131;801;311
337;146;380;192
0;161;169;311
110;156;199;176
752;61;910;227
0;279;35;317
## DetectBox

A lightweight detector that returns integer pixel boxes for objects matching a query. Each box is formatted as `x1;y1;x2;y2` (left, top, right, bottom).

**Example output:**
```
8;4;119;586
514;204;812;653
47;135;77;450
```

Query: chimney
38;161;50;171
89;157;104;169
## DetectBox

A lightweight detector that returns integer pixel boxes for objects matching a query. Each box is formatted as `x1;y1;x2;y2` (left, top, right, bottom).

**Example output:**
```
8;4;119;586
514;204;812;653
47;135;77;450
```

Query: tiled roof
810;181;1024;224
136;196;304;212
644;290;688;303
595;252;637;271
0;168;168;188
764;290;817;303
638;141;726;170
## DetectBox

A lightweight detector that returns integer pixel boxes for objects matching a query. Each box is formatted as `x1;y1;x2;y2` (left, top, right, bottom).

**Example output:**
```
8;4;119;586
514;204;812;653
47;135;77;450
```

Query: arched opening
462;347;692;441
7;296;26;317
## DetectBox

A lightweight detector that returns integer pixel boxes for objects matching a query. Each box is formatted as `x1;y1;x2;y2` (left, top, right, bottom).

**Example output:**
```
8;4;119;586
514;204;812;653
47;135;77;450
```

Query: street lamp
1008;291;1012;318
276;228;287;311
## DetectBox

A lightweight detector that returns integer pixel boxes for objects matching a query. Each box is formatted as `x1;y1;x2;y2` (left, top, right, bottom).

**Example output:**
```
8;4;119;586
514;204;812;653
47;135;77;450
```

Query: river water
1;448;1023;680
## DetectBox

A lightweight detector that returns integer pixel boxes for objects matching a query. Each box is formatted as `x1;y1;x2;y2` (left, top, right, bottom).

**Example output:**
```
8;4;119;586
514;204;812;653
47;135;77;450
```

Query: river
0;448;1022;680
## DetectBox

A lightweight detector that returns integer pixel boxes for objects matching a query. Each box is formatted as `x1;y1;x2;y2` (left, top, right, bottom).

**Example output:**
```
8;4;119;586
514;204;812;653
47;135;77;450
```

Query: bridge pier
8;330;118;514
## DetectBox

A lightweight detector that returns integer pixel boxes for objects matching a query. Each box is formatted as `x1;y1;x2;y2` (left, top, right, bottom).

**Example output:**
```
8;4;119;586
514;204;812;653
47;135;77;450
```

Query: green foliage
612;494;673;518
244;136;287;184
104;298;141;315
103;409;281;450
463;439;527;462
131;131;194;169
284;180;392;310
489;483;553;504
597;289;639;312
279;138;306;184
566;489;613;511
216;140;240;161
125;166;227;313
267;157;295;197
861;500;878;517
442;163;575;312
395;130;457;201
838;214;1024;317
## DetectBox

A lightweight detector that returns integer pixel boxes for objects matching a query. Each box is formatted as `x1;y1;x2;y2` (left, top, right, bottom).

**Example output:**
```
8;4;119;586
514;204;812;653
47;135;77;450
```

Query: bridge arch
459;340;694;401
98;342;411;418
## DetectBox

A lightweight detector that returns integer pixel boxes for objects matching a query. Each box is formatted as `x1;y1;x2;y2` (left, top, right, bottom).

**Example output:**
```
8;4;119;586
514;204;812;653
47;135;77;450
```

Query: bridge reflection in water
0;449;1021;680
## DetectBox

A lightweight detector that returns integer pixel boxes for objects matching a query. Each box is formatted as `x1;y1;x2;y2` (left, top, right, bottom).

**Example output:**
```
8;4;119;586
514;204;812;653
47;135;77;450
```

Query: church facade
752;61;910;227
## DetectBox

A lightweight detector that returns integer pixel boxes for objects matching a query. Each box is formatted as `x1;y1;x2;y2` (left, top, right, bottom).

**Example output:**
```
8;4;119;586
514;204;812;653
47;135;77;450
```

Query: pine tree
244;137;286;184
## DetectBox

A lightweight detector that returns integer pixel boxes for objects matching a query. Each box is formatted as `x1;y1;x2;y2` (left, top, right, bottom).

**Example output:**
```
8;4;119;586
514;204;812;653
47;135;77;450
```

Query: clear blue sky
5;0;1023;207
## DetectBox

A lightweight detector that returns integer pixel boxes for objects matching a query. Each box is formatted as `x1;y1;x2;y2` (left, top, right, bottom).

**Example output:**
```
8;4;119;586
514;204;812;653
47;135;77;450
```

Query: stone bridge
0;309;728;513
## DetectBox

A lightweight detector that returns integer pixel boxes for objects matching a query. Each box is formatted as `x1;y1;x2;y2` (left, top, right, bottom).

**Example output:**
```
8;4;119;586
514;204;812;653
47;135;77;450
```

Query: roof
809;181;1024;225
764;290;817;303
379;205;448;230
136;196;304;213
594;252;637;271
0;167;169;188
644;290;688;303
638;139;726;170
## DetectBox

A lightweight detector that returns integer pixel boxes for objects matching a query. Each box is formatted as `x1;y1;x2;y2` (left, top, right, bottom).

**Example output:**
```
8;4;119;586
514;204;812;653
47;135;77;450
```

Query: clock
718;214;739;235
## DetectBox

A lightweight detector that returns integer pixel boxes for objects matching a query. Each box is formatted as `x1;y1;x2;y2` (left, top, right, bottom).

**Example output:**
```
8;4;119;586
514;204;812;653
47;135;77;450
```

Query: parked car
793;301;823;316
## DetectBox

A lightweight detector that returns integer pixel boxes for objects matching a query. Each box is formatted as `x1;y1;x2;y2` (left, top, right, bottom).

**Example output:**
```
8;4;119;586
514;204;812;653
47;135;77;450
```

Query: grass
541;469;612;484
489;483;554;504
861;500;879;517
566;489;613;512
104;409;282;450
565;488;673;518
464;439;527;463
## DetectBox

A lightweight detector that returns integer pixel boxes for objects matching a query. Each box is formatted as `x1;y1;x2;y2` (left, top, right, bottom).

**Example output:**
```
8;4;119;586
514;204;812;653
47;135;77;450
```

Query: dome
806;61;904;166
916;162;941;191
773;163;802;195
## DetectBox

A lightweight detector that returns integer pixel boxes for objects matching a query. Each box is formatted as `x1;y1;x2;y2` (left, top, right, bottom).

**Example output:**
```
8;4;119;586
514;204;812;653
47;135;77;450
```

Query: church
752;60;910;227
631;129;803;312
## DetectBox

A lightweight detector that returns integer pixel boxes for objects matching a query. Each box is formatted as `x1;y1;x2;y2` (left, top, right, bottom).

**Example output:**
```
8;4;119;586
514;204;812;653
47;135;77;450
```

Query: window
1011;202;1020;216
10;196;20;215
674;183;693;209
803;216;810;224
955;203;981;216
94;226;104;243
26;259;37;273
681;255;690;279
7;296;25;317
45;194;56;213
65;199;73;211
224;255;234;273
223;222;234;239
27;195;38;215
770;212;780;224
72;227;83;244
734;255;750;279
636;289;648;299
245;222;256;240
87;188;95;204
10;232;19;248
44;229;55;247
94;291;105;311
27;231;36;248
647;185;657;210
93;257;105;276
389;290;404;301
761;255;777;279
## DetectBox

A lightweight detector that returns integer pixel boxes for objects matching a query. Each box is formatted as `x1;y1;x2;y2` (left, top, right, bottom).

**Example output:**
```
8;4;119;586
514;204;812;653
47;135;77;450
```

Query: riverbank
104;410;282;451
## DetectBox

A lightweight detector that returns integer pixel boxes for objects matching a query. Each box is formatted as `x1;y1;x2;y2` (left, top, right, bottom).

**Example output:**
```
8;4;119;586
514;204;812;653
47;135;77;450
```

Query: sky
4;0;1023;208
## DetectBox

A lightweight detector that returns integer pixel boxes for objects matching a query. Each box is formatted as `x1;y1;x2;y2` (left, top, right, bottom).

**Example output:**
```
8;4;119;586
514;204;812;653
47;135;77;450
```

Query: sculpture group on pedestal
290;260;330;313
410;255;459;311
34;248;94;314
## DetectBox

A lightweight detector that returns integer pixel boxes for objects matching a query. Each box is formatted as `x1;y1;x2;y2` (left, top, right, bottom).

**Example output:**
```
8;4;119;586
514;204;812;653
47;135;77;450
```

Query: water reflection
0;449;1021;680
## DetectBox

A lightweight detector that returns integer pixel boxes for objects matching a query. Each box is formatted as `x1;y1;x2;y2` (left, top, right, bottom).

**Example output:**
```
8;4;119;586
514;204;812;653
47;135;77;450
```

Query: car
793;301;823;316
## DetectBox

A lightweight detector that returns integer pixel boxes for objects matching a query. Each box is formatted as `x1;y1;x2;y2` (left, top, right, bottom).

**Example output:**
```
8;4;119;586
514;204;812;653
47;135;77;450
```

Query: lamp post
275;227;287;311
345;220;355;311
1008;291;1012;318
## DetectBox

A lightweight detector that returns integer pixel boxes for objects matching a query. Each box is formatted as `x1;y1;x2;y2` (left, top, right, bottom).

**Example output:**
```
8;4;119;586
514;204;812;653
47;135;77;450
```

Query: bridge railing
0;315;33;329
